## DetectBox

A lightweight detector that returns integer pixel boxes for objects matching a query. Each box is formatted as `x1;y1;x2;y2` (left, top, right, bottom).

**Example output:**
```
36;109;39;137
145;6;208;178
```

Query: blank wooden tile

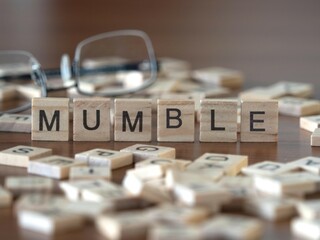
157;99;195;142
0;187;12;208
253;172;320;197
0;145;52;167
240;100;278;142
69;166;111;180
291;218;320;240
120;144;175;163
75;148;133;169
202;215;263;240
32;97;69;141
278;97;320;116
192;67;244;89
114;99;152;142
5;176;53;193
312;128;320;146
194;153;248;176
17;208;85;235
239;87;284;100
96;211;149;240
200;99;238;142
288;156;320;174
73;98;111;141
0;114;31;133
300;115;320;132
297;199;320;220
135;158;191;171
28;155;85;179
241;161;295;177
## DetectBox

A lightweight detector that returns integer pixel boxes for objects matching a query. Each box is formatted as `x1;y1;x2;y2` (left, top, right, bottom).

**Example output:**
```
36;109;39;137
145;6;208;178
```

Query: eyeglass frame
0;29;158;113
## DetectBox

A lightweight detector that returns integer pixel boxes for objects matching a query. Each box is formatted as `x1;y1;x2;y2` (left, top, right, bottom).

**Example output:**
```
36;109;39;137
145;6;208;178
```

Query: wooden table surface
1;1;320;239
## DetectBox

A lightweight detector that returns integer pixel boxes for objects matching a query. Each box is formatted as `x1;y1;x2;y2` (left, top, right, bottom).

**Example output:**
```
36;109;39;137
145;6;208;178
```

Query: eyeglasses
0;29;157;114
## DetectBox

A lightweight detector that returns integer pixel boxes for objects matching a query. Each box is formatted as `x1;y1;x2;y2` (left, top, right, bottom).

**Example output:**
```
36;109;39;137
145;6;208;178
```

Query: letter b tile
157;99;195;142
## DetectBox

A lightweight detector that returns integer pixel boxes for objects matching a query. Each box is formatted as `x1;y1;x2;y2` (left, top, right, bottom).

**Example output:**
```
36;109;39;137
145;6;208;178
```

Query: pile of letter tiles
1;57;320;239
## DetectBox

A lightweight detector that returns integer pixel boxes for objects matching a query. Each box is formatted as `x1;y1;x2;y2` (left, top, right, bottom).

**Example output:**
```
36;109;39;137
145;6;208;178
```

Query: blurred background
0;0;320;88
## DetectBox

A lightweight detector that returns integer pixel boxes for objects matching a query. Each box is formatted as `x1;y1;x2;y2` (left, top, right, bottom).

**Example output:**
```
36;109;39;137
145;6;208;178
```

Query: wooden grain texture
114;99;152;142
73;98;111;141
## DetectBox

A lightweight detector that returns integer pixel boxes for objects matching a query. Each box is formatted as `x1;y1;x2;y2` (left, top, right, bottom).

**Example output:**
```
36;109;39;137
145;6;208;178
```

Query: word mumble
31;97;278;142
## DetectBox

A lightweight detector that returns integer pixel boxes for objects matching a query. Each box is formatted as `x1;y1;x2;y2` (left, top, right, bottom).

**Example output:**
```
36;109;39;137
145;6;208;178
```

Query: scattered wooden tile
202;215;263;240
120;144;175;163
96;211;149;240
5;176;53;194
288;156;320;174
186;162;224;181
297;199;320;220
147;204;209;225
269;81;313;98
69;166;111;180
135;158;191;171
200;99;238;142
157;99;195;142
240;100;278;142
145;79;181;96
0;145;52;167
239;87;283;100
28;155;85;179
75;148;133;169
158;57;191;77
59;179;116;201
114;99;152;142
244;196;297;221
0;186;12;208
16;84;42;98
312;128;320;146
73;98;111;141
278;97;320;116
17;208;85;235
148;224;202;240
241;161;294;176
0;114;31;133
194;153;248;176
291;218;320;240
253;172;320;197
300;115;320;132
32;97;69;141
0;83;16;101
193;67;244;89
15;194;68;213
173;179;231;208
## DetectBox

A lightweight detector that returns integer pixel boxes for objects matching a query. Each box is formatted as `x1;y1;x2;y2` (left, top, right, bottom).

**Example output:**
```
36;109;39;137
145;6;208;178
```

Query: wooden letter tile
300;115;320;132
157;99;195;142
241;161;294;177
32;97;69;141
311;128;320;146
0;114;31;133
278;97;320;117
0;145;52;167
28;155;85;179
135;158;191;171
75;148;133;169
200;99;238;142
120;144;175;163
287;156;320;174
69;166;111;180
5;176;54;194
240;100;278;142
114;99;152;142
73;98;111;141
